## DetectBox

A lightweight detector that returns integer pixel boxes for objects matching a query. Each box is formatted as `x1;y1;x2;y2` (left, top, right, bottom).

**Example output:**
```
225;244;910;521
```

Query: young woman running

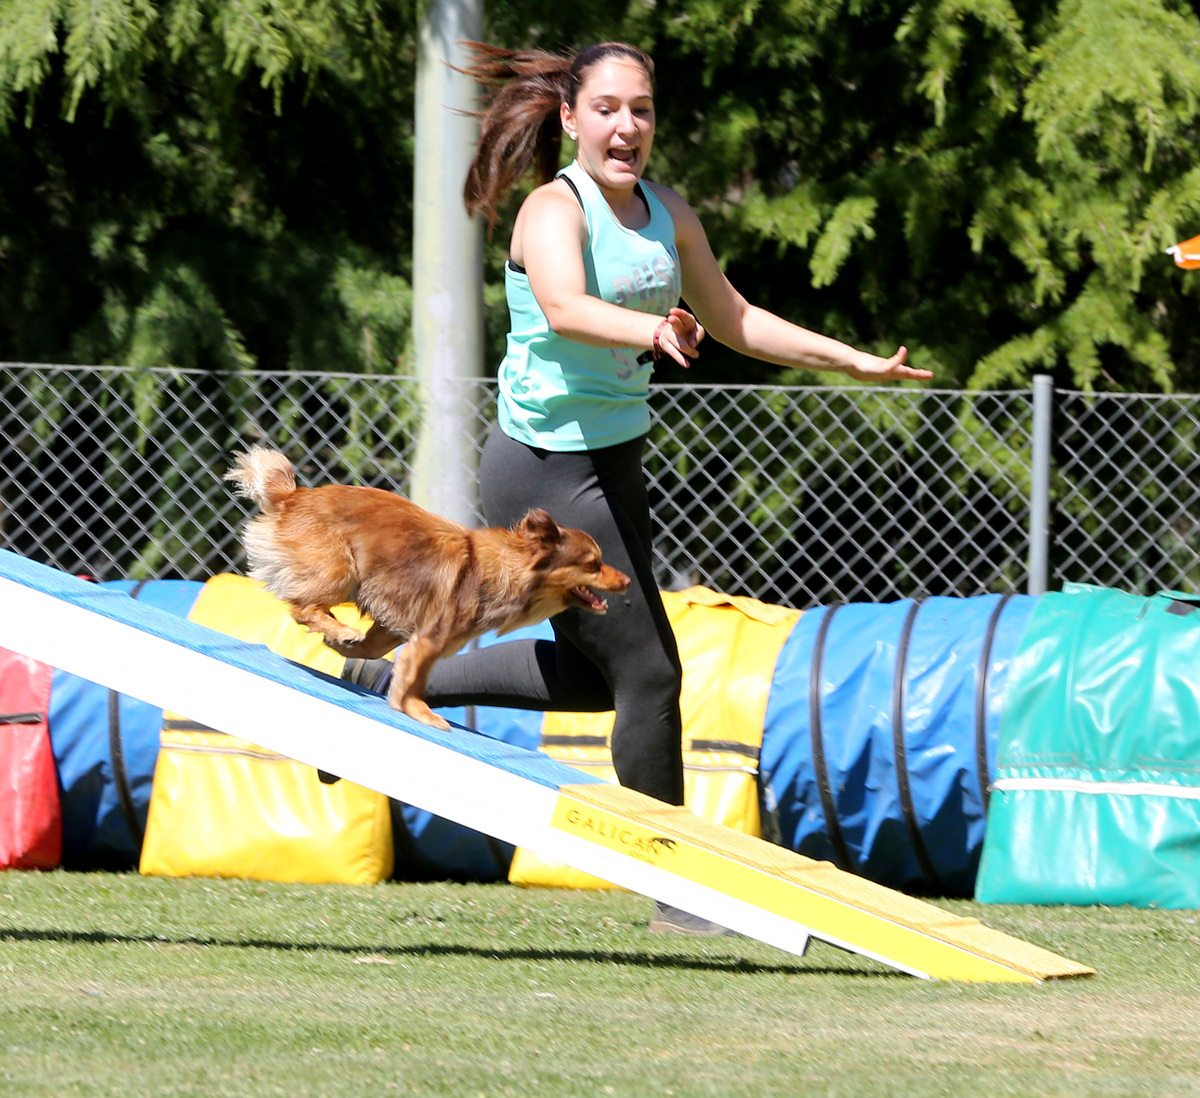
349;41;931;933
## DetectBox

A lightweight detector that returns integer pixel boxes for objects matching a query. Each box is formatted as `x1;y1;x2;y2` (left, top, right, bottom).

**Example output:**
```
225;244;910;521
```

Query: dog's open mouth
570;586;609;613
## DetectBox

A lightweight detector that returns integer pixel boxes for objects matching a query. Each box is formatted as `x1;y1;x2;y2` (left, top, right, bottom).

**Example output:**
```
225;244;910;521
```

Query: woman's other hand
660;306;705;367
842;346;932;383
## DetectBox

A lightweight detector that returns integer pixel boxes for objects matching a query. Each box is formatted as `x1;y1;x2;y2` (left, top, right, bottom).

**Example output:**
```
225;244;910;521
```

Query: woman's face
560;57;656;192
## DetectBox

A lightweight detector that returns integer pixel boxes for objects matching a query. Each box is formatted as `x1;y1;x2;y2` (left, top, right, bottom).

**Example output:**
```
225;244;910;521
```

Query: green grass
1;871;1199;1097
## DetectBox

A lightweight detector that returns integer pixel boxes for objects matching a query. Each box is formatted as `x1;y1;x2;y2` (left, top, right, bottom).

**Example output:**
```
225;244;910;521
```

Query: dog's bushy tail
225;447;297;513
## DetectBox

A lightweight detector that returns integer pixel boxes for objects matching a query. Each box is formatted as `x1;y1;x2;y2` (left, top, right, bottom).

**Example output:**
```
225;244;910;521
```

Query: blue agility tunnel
760;594;1038;896
47;579;548;877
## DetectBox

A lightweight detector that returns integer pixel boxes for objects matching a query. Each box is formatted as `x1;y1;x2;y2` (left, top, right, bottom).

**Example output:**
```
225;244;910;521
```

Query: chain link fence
3;363;1199;606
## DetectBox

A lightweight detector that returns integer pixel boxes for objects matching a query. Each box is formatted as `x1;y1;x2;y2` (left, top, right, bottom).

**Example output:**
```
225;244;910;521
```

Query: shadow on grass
0;925;905;979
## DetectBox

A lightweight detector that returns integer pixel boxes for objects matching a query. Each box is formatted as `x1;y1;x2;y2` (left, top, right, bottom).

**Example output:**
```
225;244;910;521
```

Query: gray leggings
425;426;685;806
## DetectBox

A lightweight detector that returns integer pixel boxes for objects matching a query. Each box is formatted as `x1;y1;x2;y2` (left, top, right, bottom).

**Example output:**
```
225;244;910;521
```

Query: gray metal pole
1028;374;1053;596
411;0;484;525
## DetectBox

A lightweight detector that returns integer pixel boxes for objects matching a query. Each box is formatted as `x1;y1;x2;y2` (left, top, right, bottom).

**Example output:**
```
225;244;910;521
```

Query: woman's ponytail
460;43;573;230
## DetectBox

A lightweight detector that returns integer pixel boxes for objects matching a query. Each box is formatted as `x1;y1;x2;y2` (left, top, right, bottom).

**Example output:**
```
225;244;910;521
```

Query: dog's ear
516;508;564;547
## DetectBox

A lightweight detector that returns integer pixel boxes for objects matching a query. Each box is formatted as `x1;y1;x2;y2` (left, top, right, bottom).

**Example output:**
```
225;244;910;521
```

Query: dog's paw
322;635;368;657
393;697;452;732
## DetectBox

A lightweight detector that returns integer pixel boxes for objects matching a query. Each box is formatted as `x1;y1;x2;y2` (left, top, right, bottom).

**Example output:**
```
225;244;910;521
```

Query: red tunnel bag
0;646;62;869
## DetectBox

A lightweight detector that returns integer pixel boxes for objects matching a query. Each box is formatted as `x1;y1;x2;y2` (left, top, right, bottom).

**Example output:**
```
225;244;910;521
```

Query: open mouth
608;147;638;167
570;586;609;613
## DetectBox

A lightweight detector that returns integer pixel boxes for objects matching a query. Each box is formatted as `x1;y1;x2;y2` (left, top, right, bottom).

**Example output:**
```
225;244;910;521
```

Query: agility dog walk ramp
0;551;1093;983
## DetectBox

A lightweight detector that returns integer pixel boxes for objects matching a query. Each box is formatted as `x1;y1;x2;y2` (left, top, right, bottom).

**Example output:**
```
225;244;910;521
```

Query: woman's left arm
653;185;933;383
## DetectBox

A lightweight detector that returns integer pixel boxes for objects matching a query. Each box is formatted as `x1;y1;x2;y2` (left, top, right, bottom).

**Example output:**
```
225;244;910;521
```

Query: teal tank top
497;160;682;451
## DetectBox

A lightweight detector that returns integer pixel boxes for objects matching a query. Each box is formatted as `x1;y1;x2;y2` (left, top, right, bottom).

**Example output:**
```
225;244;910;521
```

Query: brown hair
460;42;655;229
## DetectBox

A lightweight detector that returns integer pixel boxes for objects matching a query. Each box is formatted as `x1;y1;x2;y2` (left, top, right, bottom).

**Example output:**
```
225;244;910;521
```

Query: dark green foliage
0;0;416;373
624;0;1200;390
1;0;1198;387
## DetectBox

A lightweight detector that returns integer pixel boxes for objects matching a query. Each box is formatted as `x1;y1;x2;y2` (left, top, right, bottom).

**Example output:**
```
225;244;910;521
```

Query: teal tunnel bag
977;584;1200;908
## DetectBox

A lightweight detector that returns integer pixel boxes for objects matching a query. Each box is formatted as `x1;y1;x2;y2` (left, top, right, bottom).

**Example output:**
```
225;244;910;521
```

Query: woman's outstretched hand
843;346;933;383
659;306;705;368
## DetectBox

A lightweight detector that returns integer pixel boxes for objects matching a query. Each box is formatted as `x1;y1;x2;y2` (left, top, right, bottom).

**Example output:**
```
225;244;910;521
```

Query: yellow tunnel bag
138;574;394;885
139;726;394;884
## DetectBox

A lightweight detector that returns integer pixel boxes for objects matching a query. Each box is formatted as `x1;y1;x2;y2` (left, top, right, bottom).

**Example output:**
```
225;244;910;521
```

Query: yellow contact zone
551;784;1090;983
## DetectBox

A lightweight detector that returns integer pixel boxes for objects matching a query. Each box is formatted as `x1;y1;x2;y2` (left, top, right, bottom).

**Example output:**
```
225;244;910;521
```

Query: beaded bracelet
637;318;672;366
652;317;669;358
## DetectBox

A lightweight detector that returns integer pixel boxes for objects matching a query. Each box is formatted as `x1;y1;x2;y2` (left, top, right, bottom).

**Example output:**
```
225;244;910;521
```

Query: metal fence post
411;0;484;525
1028;374;1053;596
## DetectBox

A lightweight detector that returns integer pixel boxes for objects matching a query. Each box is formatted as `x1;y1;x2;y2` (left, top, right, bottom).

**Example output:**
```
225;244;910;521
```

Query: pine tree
0;0;416;373
1;0;1198;388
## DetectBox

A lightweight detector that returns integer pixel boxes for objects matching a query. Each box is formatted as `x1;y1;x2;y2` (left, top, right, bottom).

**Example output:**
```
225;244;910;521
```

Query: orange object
1168;234;1200;269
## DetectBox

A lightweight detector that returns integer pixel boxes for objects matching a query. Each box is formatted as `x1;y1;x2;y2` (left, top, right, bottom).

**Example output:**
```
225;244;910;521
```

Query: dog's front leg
292;608;404;659
290;603;368;651
388;636;452;731
330;621;406;660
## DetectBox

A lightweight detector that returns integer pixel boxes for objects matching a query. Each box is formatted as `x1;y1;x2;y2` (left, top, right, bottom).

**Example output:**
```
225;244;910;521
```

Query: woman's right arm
654;185;930;382
513;183;701;367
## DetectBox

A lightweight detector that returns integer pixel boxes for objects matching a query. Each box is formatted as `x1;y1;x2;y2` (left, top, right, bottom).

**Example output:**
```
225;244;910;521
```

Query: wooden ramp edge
0;551;1094;983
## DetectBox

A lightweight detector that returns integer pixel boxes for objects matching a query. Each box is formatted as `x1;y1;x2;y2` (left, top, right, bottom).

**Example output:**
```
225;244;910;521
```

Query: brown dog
225;447;630;729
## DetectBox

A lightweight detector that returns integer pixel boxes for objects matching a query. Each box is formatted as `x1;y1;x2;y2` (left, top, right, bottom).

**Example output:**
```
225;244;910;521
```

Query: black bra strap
560;172;584;208
560;171;648;218
510;173;649;274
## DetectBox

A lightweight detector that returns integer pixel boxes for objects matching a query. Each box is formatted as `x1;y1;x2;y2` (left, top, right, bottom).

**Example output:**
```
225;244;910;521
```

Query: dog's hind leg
387;635;454;730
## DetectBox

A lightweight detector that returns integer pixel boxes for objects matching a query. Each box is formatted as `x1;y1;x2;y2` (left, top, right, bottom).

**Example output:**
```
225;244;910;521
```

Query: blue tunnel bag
759;594;1037;896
